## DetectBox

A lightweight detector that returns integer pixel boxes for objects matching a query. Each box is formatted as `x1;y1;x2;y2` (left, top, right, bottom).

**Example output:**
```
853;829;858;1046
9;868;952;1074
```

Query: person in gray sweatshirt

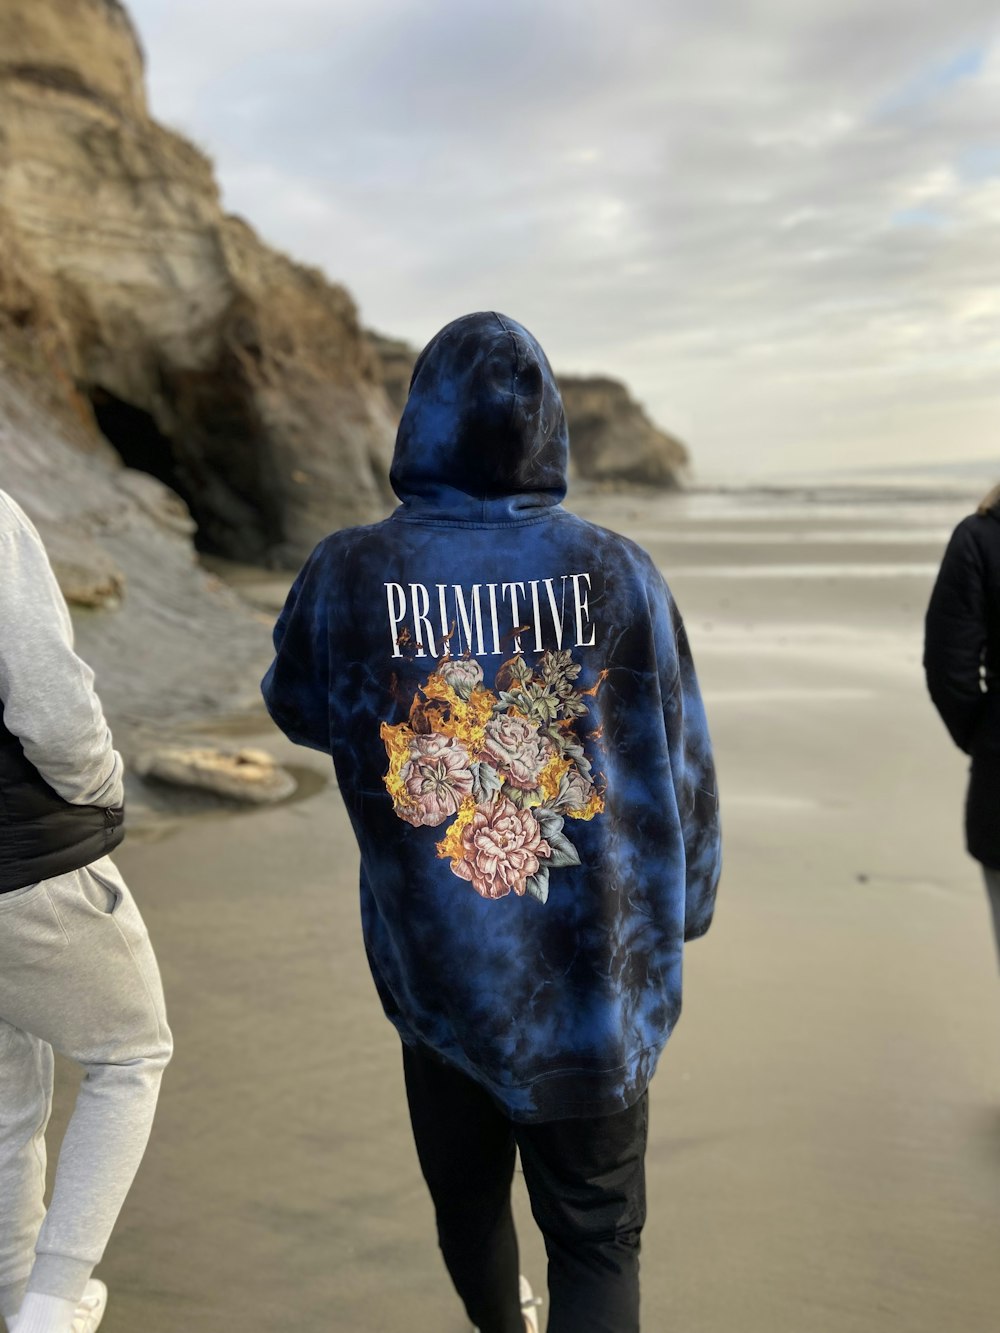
0;490;172;1333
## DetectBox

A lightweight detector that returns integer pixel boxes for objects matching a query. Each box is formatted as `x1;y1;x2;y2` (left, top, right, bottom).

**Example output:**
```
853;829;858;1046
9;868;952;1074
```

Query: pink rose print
398;733;474;827
556;767;596;812
440;658;484;695
480;714;554;790
451;798;551;899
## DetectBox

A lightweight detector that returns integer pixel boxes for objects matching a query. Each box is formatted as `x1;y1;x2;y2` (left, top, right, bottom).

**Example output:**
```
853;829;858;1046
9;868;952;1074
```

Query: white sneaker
519;1274;542;1333
72;1281;107;1333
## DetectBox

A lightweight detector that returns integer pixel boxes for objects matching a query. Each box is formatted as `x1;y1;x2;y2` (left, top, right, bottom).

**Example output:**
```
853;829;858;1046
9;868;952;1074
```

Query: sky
126;0;1000;481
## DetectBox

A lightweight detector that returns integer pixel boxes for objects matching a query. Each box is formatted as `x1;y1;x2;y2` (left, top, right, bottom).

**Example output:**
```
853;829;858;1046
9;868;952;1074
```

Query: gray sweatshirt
0;490;124;808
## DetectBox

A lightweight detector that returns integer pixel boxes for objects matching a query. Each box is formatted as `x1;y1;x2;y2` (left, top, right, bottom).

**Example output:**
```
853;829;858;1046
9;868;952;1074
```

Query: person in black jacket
0;491;172;1333
924;482;1000;962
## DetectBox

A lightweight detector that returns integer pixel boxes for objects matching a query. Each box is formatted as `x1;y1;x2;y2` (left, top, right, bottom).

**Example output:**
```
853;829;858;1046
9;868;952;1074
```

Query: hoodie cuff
26;1253;93;1304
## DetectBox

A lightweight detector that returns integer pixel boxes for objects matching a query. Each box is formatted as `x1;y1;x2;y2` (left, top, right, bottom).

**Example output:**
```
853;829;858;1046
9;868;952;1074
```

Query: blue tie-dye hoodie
262;311;721;1122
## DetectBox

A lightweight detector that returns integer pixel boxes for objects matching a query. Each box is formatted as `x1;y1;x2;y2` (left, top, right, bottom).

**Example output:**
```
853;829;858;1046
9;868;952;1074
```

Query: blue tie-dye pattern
262;311;721;1121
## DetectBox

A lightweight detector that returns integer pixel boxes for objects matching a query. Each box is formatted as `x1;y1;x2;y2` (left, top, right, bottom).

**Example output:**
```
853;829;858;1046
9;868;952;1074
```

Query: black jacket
924;505;1000;869
0;714;124;892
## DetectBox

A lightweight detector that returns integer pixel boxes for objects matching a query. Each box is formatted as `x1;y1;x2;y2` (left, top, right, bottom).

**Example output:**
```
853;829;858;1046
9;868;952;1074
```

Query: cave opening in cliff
88;385;205;542
88;381;284;564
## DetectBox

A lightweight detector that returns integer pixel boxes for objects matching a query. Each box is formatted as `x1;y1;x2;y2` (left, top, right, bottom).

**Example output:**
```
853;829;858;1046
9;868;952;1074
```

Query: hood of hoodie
390;312;569;523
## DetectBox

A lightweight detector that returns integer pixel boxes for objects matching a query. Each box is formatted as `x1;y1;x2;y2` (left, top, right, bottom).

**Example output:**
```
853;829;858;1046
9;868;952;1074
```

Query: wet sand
50;486;1000;1332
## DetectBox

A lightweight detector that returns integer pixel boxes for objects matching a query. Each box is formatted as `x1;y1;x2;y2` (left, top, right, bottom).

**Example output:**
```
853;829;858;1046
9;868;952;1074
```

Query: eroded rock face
557;376;689;488
368;334;690;489
0;0;396;566
0;363;270;737
369;331;418;417
0;0;146;121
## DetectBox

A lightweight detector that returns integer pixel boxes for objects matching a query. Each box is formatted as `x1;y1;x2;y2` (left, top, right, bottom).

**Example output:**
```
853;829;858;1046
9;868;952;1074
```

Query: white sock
7;1293;76;1333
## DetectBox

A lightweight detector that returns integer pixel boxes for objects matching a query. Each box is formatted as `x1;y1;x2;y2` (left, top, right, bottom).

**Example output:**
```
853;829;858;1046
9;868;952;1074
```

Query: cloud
876;41;986;116
127;0;1000;477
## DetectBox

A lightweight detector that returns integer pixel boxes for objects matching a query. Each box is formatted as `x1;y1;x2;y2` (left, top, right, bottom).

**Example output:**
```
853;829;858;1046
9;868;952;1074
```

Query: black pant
402;1043;648;1333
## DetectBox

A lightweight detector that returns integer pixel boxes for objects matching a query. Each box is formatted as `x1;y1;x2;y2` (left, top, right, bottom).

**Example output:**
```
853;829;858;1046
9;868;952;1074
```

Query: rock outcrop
0;102;265;738
0;0;396;567
557;376;688;488
369;332;417;419
0;359;270;736
0;0;692;773
135;745;297;804
368;335;689;489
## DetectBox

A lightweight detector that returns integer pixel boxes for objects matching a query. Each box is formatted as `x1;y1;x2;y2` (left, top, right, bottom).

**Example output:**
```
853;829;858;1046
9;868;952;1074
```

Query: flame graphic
435;796;477;862
380;719;418;814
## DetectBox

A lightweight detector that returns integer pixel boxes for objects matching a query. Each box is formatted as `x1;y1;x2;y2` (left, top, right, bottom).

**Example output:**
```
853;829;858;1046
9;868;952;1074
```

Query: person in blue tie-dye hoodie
262;311;721;1333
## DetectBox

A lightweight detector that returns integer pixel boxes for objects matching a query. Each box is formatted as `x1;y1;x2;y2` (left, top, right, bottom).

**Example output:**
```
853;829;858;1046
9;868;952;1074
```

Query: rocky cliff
0;0;396;567
557;376;688;487
369;334;689;488
0;0;690;768
0;196;268;734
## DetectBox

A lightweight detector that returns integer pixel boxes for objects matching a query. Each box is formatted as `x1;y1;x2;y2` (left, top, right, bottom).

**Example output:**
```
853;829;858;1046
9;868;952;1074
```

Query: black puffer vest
0;713;125;893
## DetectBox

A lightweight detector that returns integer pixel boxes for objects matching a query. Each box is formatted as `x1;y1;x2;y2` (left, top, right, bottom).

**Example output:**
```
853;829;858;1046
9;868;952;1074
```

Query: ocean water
571;481;980;640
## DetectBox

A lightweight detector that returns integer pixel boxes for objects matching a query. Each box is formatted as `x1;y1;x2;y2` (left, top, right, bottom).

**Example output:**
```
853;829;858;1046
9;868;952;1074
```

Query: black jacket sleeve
924;518;987;754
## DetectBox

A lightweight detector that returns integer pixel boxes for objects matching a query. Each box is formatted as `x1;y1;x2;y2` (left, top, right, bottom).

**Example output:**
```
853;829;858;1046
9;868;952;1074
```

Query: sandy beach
47;484;1000;1332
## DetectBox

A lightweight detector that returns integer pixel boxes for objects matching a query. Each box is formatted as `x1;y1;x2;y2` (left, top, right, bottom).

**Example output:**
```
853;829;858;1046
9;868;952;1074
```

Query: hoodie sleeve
261;543;333;754
923;518;986;755
0;502;124;807
659;580;721;941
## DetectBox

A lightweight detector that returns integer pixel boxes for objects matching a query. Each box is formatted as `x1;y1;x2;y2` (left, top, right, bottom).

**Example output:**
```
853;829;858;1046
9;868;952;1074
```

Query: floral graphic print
397;733;474;827
381;651;605;903
480;714;554;790
451;796;551;899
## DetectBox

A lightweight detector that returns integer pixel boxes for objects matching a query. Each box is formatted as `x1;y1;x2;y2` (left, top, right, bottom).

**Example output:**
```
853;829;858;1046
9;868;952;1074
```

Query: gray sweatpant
0;857;172;1322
